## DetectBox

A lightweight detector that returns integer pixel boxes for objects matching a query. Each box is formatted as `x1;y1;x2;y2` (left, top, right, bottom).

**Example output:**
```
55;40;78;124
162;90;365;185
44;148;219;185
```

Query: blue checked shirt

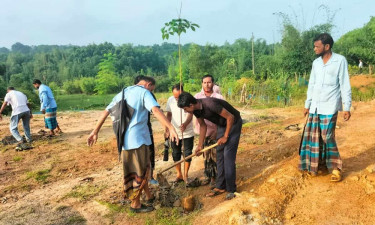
305;52;352;115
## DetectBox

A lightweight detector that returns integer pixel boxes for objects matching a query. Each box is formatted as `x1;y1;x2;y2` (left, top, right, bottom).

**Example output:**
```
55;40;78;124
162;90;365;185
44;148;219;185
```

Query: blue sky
0;0;373;48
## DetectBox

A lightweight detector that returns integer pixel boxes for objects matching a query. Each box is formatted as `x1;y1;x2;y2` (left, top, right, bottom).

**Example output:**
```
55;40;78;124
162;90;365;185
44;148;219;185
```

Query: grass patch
64;184;106;201
55;94;114;111
66;215;86;224
242;122;257;128
13;156;23;162
143;207;195;225
26;169;51;184
97;200;125;213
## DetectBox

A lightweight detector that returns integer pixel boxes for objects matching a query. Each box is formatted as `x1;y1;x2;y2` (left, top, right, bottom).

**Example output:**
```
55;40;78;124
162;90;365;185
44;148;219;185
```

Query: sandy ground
1;75;375;225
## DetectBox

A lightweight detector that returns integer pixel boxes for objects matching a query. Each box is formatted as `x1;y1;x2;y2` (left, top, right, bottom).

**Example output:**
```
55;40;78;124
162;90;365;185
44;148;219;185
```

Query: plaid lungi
122;145;150;200
299;112;342;173
44;107;58;130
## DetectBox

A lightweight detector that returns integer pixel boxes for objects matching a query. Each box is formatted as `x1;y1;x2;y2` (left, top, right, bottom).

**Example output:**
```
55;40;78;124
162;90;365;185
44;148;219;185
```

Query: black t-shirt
193;98;241;127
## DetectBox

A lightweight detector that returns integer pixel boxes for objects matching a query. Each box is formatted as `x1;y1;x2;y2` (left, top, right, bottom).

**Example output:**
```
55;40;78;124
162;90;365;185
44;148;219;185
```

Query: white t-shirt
4;90;30;116
165;96;194;139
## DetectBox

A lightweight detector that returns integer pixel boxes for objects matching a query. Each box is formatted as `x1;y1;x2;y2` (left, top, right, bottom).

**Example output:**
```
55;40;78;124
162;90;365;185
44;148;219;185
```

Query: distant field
54;93;171;111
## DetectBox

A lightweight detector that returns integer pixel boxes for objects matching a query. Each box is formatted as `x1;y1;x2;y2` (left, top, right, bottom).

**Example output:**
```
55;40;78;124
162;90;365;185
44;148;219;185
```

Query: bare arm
196;117;207;154
217;108;235;145
164;112;172;138
153;106;179;145
180;112;193;132
0;101;7;121
87;110;110;146
27;103;33;119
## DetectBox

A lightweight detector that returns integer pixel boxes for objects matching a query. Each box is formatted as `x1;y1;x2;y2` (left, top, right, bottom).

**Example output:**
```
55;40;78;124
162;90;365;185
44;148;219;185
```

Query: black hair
134;75;144;85
172;83;183;92
177;92;197;108
134;75;155;85
32;79;42;85
7;87;15;91
313;33;334;49
201;74;214;83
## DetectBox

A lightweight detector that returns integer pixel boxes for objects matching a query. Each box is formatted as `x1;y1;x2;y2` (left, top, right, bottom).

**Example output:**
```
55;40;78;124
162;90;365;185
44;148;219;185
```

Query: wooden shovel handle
158;143;219;175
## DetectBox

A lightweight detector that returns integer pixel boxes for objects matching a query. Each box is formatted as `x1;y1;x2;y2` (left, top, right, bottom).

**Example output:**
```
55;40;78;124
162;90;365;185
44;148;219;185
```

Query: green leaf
191;26;195;31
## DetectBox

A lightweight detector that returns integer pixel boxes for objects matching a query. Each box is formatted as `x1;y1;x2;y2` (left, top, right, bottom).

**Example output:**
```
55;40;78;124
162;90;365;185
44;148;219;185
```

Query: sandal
145;196;155;205
306;171;317;177
330;169;342;182
205;188;225;197
130;204;154;213
173;178;184;184
225;192;236;200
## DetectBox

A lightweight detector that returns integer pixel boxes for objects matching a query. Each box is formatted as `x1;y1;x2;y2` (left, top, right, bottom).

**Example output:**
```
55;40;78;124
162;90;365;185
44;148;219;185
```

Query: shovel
156;143;219;186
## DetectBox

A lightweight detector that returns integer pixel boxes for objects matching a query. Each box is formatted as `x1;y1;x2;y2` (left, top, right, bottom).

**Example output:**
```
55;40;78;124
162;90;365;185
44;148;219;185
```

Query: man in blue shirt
87;76;179;213
299;33;352;182
32;79;62;136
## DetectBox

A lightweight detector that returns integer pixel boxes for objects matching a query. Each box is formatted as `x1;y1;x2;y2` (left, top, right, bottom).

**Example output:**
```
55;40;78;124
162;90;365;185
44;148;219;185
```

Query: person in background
0;87;33;150
32;79;62;136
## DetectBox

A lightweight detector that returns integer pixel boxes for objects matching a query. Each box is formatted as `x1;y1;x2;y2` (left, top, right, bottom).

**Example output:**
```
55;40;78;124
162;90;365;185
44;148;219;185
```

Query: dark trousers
149;135;155;170
216;118;242;193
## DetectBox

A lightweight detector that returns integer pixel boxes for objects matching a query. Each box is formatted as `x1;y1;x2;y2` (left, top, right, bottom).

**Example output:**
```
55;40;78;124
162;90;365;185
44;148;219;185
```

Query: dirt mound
350;74;375;88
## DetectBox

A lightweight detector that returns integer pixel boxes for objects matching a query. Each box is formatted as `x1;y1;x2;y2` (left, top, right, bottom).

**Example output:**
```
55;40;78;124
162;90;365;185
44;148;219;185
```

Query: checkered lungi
122;145;150;200
299;112;342;173
44;107;58;130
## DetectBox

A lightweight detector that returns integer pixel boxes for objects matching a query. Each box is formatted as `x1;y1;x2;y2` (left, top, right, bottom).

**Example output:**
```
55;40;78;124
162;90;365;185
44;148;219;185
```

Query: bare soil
1;75;375;225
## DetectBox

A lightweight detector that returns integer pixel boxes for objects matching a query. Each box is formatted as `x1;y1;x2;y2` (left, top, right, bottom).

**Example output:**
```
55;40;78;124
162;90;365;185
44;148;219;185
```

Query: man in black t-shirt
178;92;242;200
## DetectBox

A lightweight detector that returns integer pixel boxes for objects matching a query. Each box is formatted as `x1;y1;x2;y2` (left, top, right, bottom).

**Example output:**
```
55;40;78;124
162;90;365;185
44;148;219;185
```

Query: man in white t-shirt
165;84;194;183
0;87;33;149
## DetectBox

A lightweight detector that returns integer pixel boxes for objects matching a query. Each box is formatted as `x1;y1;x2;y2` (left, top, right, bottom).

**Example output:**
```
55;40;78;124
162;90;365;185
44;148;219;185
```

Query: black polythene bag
107;88;134;160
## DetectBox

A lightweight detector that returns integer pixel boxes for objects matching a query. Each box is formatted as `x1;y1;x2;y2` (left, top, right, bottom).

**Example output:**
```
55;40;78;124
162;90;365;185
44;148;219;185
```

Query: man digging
299;33;352;182
194;74;224;188
87;76;179;213
178;92;242;200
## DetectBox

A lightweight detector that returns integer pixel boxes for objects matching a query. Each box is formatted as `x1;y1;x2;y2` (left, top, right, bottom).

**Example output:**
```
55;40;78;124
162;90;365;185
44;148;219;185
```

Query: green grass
13;156;23;162
55;94;114;111
26;169;51;184
66;215;86;224
64;184;106;201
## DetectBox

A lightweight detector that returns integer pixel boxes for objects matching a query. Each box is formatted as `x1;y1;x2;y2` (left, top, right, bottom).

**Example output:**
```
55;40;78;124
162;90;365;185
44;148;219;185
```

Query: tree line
0;16;374;108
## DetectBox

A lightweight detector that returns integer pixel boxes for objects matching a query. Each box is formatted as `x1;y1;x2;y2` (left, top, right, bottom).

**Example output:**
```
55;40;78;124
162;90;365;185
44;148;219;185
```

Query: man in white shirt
300;33;351;182
0;87;33;149
165;84;194;183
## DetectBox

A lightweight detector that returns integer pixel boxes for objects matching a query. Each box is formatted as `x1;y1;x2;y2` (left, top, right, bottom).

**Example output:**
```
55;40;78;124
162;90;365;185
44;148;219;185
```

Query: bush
79;77;96;94
48;82;61;95
63;80;81;94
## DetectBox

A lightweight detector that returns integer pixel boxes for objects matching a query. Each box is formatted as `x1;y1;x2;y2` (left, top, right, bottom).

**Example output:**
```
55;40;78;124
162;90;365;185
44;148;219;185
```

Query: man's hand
0;114;2;121
303;108;309;117
195;145;203;156
164;130;170;139
180;122;187;133
169;127;179;146
343;111;351;121
87;131;98;147
41;109;46;114
217;136;228;145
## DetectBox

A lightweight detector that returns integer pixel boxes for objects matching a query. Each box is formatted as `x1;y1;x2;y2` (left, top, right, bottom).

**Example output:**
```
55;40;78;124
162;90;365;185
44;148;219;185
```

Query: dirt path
1;98;375;224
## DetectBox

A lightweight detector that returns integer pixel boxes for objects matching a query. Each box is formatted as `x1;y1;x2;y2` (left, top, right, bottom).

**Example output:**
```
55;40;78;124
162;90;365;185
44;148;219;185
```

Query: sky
0;0;373;48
